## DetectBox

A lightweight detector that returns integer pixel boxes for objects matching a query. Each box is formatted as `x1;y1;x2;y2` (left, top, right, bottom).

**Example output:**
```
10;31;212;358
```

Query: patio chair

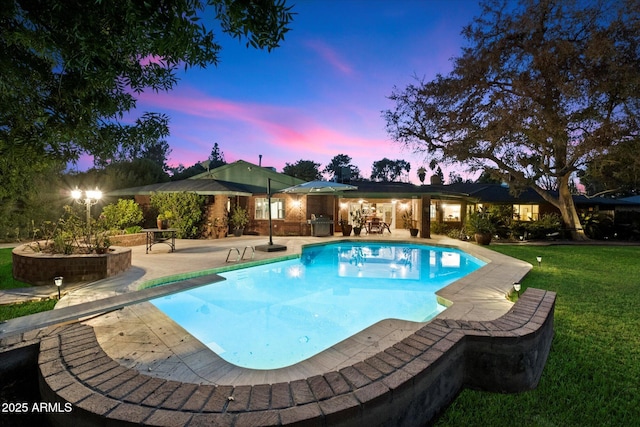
368;217;383;234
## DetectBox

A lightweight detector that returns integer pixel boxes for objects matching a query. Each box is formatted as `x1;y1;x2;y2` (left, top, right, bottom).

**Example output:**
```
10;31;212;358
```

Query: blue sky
120;1;483;182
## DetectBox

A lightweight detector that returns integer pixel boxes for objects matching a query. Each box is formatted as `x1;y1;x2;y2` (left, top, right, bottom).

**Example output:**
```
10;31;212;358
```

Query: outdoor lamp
513;282;521;297
536;256;542;266
72;187;102;236
54;276;63;299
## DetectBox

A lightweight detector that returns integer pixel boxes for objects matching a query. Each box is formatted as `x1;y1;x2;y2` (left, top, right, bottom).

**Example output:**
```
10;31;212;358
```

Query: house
108;160;640;239
108;160;307;237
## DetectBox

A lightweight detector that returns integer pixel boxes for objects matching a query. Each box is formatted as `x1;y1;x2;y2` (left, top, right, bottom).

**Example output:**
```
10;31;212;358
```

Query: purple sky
117;1;483;182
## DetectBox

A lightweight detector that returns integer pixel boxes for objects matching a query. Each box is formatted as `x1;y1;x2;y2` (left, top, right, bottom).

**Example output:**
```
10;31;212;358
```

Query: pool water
149;242;485;369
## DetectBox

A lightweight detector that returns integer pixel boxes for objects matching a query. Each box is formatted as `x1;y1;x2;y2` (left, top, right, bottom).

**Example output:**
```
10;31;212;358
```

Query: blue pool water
149;242;485;369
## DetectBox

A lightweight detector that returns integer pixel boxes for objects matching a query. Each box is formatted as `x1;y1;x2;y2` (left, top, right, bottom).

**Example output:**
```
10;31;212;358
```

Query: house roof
190;160;305;193
337;181;471;200
106;158;640;209
106;179;253;197
106;160;306;197
621;195;640;204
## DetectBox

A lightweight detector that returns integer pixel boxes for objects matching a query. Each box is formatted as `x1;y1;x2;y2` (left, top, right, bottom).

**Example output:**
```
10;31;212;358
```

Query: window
255;198;285;220
513;204;539;221
442;203;461;222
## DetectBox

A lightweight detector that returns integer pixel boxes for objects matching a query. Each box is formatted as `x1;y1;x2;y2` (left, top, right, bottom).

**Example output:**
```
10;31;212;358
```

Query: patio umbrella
281;180;357;193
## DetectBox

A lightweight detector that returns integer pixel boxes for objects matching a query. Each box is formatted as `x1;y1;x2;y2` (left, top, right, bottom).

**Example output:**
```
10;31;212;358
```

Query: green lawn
0;299;58;322
435;245;640;427
0;247;30;290
0;247;55;321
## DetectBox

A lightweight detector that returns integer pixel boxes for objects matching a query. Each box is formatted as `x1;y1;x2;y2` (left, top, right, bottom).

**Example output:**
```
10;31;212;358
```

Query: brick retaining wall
12;245;132;286
37;288;556;426
109;233;146;247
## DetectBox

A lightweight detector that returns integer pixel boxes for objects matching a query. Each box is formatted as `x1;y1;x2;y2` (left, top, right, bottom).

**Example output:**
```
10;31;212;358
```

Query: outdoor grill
310;215;333;237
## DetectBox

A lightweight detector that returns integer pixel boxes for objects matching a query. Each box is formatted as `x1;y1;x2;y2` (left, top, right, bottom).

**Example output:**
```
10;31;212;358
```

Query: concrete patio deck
0;233;556;426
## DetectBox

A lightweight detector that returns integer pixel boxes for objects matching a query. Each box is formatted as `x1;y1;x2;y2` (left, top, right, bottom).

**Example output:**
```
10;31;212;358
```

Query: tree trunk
556;177;589;241
532;176;589;241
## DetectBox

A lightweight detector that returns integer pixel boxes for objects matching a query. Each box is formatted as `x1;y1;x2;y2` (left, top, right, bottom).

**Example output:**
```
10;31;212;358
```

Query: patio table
142;228;177;253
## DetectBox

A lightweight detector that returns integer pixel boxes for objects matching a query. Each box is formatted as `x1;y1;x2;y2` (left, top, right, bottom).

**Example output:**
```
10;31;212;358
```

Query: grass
0;247;30;290
0;299;57;322
435;244;640;427
0;247;55;321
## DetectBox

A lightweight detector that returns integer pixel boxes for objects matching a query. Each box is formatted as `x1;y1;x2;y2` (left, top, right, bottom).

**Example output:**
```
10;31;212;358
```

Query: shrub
124;225;143;234
100;199;143;231
580;212;614;240
230;206;250;229
465;210;496;235
150;192;207;238
511;213;562;240
486;205;514;238
29;205;87;254
430;222;453;235
447;227;468;240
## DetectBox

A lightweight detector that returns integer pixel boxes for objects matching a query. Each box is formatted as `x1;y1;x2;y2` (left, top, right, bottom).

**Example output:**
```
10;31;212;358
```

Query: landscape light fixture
54;276;63;299
72;188;102;236
536;256;542;267
513;282;521;297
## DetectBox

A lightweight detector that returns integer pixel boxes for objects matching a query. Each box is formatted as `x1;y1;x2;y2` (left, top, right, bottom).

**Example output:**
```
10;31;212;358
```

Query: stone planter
12;244;132;286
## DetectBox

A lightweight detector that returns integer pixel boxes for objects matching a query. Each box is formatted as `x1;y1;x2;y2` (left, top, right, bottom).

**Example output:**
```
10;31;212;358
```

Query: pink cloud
137;88;412;178
303;39;355;76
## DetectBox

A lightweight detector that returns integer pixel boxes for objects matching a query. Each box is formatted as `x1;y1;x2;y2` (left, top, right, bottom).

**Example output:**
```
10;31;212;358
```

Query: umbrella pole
256;178;286;252
268;178;273;245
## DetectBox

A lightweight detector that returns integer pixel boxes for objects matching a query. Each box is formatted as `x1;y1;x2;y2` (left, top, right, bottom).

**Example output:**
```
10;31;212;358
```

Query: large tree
283;159;322;181
208;142;227;169
1;0;293;235
370;158;411;182
384;0;640;240
323;154;362;182
2;0;293;164
579;139;640;198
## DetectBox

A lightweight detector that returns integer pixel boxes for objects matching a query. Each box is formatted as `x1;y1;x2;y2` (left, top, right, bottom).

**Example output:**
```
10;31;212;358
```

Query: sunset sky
126;1;483;182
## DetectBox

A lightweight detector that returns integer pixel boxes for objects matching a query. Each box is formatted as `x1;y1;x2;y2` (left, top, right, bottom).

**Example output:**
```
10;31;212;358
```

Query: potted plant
402;209;419;237
230;206;249;237
339;218;352;236
157;210;173;229
466;210;496;245
350;209;365;236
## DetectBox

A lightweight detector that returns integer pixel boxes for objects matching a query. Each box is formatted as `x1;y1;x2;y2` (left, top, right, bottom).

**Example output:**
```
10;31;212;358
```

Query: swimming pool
149;242;485;369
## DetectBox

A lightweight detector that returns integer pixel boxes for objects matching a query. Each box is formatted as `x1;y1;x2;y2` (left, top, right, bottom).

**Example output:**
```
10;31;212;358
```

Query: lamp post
536;256;542;267
72;188;102;237
513;282;521;297
54;276;63;299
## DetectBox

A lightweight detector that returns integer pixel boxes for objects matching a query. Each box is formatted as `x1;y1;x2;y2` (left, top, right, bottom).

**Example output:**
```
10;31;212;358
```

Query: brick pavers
36;288;555;426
